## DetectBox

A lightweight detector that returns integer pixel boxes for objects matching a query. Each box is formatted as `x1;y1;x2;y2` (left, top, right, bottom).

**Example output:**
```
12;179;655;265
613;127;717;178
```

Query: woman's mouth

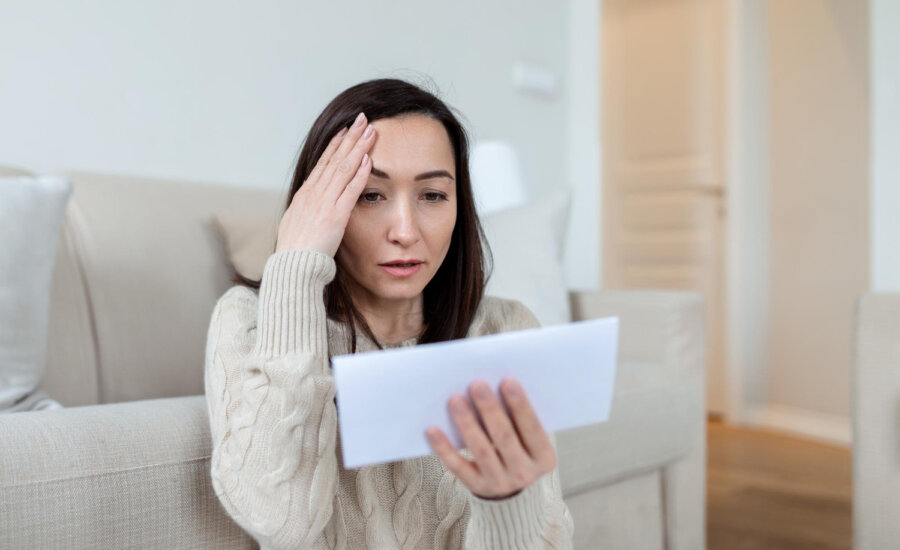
379;262;423;278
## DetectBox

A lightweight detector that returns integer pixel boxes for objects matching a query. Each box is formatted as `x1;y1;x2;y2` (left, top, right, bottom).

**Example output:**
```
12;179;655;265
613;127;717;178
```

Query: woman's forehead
369;116;455;175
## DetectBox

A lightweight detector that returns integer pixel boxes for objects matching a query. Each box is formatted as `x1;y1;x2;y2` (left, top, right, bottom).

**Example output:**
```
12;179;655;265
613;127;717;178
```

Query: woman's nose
387;199;421;246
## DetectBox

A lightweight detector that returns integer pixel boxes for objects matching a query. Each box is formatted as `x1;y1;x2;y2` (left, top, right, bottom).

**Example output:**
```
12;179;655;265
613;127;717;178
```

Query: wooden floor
707;421;852;550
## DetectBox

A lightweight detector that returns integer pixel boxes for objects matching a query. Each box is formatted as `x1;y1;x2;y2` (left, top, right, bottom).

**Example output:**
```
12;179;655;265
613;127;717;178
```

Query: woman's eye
359;192;447;204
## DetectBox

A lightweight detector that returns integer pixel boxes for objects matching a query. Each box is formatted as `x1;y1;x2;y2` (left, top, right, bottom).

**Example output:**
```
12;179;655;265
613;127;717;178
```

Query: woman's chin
372;279;427;300
377;286;424;300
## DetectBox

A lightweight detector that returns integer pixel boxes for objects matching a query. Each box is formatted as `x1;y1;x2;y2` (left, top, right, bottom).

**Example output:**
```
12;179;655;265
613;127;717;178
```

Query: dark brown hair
233;77;492;352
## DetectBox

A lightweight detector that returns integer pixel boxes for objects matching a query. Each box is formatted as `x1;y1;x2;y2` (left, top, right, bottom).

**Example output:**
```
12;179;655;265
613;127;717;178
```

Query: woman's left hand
425;377;557;500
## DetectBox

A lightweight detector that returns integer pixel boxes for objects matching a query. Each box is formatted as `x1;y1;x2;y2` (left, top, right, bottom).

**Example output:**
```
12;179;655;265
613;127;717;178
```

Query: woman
204;78;575;549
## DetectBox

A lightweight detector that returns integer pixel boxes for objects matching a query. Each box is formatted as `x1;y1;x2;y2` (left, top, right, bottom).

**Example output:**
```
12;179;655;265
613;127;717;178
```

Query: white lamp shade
469;140;528;215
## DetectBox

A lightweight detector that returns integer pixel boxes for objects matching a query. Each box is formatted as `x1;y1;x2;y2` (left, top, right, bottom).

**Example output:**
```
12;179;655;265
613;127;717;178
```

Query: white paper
331;316;619;469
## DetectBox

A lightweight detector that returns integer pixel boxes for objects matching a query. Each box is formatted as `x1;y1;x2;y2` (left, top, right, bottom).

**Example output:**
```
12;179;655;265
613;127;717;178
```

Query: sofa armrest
853;292;900;550
564;289;707;550
558;288;706;484
0;395;253;549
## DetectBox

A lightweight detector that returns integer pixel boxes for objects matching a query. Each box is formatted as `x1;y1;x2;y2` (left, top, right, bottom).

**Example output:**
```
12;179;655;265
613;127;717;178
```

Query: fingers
468;381;532;473
306;126;349;186
334;152;372;214
425;427;482;491
326;123;376;204
447;395;506;482
499;378;557;471
320;112;376;203
426;381;556;499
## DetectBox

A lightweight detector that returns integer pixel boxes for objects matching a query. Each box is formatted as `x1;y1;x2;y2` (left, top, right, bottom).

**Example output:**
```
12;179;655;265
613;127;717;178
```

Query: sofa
852;292;900;550
0;167;706;549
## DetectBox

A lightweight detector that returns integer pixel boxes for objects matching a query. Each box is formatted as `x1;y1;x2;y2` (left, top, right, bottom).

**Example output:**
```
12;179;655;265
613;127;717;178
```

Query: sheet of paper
331;316;619;469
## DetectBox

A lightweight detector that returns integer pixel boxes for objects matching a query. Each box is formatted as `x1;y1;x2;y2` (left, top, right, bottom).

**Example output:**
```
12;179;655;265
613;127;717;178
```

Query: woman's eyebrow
370;166;455;181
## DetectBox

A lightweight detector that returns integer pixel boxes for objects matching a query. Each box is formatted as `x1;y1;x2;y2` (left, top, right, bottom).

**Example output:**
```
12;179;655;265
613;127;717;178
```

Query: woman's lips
379;263;422;278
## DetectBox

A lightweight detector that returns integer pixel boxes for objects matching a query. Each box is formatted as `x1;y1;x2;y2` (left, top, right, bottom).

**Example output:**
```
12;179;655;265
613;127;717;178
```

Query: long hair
233;77;492;352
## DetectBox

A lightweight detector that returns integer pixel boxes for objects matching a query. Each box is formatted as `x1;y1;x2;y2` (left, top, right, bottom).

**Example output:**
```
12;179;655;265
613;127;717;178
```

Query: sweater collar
326;317;419;354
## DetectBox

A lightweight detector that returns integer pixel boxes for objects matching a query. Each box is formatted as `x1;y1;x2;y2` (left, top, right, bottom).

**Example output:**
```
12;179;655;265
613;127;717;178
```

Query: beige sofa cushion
41;171;283;405
211;212;279;281
0;395;254;548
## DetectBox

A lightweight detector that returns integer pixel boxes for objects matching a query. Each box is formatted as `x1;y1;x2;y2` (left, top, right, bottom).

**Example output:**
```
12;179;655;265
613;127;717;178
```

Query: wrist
474;488;523;501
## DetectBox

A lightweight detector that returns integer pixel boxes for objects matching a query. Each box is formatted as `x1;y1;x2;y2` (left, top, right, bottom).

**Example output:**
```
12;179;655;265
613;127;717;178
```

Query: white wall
0;0;600;289
563;0;602;292
871;0;900;292
725;0;770;422
727;0;872;445
744;0;870;445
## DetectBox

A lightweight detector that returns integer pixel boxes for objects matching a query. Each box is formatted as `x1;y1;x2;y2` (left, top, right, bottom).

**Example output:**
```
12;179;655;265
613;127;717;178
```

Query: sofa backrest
34;169;648;407
41;171;285;406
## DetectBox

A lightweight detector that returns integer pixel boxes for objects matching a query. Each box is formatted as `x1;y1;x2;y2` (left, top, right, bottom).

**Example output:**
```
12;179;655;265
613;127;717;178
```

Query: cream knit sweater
204;249;575;550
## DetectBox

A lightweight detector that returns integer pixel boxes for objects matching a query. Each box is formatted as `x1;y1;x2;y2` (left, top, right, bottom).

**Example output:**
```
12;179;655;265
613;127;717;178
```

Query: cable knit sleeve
204;249;339;550
464;432;575;549
463;298;576;549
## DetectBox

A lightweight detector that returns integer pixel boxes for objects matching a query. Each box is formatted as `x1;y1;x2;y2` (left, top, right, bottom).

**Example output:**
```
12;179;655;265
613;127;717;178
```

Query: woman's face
336;114;457;304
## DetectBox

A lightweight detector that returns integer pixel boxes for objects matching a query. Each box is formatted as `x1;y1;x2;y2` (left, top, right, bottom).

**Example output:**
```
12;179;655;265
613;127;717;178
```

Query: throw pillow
480;189;572;326
0;176;72;412
211;213;278;282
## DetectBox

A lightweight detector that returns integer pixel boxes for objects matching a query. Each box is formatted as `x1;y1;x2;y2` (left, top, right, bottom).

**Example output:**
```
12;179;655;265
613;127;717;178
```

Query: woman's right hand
275;111;376;257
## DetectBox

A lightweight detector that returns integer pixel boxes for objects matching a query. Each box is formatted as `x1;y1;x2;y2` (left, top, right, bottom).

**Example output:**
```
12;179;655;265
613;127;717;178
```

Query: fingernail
364;124;374;138
338;127;348;137
504;379;521;397
354;112;366;127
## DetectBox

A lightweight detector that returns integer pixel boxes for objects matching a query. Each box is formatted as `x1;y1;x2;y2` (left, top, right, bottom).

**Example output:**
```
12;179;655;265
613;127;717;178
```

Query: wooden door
602;0;727;414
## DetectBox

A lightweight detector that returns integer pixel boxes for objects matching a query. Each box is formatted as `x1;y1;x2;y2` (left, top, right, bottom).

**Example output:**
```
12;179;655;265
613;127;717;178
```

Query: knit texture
204;248;575;550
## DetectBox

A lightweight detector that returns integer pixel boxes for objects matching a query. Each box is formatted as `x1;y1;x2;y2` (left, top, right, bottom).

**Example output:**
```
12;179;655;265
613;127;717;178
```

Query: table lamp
469;140;528;215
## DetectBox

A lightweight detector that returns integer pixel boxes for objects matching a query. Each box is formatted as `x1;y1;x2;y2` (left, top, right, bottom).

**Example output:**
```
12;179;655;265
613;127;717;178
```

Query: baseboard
744;403;852;447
